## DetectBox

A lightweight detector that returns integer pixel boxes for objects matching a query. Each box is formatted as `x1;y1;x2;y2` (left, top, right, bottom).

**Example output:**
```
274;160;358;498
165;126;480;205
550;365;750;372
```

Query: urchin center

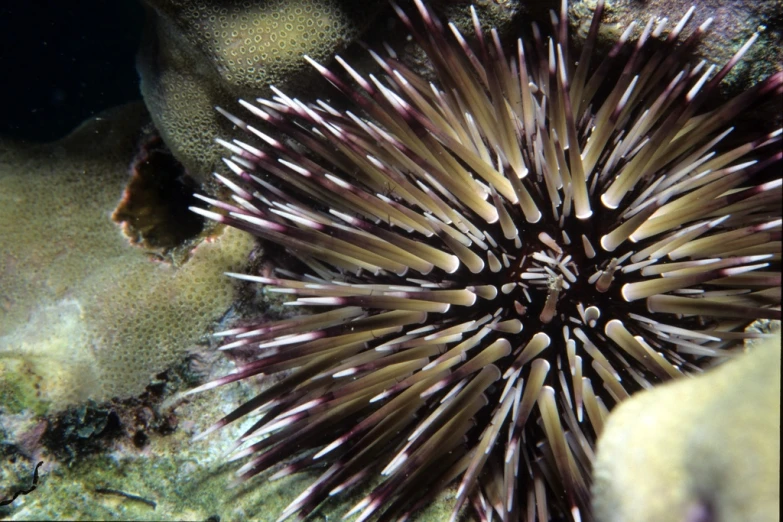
496;227;605;329
520;233;577;324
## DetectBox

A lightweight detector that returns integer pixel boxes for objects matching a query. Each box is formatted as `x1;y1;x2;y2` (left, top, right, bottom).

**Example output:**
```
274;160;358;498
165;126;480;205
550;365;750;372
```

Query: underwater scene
0;0;780;520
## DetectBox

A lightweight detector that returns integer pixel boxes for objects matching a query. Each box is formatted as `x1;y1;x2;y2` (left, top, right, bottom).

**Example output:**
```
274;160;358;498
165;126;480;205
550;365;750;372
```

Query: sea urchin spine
188;1;782;520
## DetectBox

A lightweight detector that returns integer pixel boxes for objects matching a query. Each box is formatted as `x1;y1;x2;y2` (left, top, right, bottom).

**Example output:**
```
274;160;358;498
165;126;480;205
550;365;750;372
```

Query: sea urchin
188;1;782;520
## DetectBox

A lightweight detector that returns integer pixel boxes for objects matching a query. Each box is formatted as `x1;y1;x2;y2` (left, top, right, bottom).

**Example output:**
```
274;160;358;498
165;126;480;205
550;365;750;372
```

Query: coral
0;103;255;412
137;0;387;182
592;328;781;522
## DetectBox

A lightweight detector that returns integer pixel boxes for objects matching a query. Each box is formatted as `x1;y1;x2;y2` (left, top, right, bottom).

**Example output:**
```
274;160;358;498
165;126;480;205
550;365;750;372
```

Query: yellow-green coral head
592;332;781;522
137;0;385;181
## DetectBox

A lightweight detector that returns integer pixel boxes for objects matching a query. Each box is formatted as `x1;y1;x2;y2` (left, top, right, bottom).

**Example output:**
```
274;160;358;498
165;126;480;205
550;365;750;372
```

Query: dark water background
0;1;145;142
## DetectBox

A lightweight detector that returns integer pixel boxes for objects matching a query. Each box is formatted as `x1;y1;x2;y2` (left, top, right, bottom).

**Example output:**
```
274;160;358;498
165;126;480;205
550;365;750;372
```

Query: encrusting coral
137;0;387;183
0;103;255;412
592;328;781;522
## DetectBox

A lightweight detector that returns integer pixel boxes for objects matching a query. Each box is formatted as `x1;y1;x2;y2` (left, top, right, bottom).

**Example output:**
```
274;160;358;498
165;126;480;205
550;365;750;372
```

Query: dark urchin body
189;1;783;520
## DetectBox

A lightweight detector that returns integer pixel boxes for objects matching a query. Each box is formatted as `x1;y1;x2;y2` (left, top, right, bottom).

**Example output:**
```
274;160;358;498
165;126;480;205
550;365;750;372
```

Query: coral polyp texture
592;330;780;522
190;1;782;520
0;104;255;412
138;0;385;181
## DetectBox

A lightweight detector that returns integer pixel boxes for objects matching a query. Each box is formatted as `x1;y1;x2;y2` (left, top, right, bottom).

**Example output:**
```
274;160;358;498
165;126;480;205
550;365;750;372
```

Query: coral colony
189;0;782;520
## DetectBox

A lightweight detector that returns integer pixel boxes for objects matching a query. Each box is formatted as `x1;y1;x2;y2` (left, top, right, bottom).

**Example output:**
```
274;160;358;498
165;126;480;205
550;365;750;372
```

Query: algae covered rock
1;370;460;521
0;103;255;412
569;0;782;97
592;330;781;522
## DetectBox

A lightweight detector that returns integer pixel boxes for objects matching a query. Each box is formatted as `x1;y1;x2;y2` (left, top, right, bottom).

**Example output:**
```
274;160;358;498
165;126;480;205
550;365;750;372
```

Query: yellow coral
592;331;781;522
0;103;255;411
138;0;384;181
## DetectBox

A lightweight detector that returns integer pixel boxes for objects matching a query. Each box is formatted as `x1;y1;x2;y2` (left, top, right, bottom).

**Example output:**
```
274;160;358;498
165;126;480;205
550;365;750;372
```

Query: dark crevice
112;135;205;256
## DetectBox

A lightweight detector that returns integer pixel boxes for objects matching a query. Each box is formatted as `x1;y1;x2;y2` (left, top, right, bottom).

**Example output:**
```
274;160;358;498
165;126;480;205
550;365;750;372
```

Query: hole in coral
132;430;149;448
112;136;204;254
